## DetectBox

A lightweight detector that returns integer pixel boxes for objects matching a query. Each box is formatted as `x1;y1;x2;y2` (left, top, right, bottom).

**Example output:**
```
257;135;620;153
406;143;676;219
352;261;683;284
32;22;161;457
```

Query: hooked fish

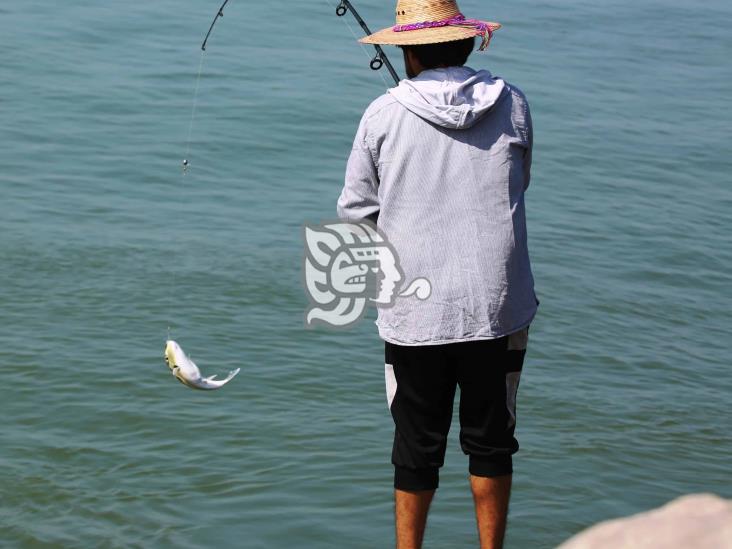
164;340;240;391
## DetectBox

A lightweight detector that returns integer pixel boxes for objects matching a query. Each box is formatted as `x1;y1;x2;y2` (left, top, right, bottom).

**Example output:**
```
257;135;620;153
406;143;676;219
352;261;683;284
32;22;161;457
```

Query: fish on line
164;340;240;390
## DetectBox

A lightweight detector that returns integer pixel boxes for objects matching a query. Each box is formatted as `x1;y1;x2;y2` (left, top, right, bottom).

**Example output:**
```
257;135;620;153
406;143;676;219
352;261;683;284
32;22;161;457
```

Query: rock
558;493;732;549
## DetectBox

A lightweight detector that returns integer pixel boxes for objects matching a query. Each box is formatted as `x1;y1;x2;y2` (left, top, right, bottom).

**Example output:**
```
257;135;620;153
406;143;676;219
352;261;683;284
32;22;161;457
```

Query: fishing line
182;51;205;173
169;55;204;341
170;4;223;343
183;0;229;174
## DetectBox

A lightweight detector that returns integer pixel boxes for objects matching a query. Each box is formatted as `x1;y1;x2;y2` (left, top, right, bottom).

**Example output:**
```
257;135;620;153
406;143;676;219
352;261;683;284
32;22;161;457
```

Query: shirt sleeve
336;113;380;224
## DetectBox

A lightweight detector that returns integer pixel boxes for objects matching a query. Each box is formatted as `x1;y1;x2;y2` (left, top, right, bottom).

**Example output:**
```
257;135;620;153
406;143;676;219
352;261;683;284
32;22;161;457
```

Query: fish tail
227;368;241;381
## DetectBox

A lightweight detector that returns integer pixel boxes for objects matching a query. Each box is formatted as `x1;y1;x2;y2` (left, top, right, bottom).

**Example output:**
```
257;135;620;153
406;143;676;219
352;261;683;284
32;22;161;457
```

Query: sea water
1;1;730;547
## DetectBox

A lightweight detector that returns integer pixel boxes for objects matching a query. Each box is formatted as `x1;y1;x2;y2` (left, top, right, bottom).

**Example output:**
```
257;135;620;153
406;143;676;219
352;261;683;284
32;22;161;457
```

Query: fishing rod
199;0;400;84
185;0;401;172
201;0;231;51
335;1;400;85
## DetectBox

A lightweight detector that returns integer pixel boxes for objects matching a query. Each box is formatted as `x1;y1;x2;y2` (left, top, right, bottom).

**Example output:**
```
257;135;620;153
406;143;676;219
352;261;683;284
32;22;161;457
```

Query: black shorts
384;328;528;491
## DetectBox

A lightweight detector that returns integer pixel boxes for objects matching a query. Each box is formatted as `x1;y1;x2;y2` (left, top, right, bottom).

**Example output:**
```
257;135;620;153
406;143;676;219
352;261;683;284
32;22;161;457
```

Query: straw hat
359;0;501;49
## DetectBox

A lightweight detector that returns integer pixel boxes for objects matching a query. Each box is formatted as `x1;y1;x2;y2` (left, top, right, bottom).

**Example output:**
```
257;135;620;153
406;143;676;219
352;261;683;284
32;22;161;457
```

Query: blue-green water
1;1;730;547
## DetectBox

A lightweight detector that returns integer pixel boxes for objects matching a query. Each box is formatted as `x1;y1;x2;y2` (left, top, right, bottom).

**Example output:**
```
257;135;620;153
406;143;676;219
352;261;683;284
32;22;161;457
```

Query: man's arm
337;114;380;224
523;100;533;192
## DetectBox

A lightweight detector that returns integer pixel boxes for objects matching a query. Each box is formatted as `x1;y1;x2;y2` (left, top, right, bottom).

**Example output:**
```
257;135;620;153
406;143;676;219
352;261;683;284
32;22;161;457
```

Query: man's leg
385;342;456;549
453;330;528;549
394;488;435;549
470;473;512;549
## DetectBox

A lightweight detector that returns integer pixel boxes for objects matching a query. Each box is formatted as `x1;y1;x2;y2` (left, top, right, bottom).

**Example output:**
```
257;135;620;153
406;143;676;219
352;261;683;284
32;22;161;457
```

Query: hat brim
359;22;501;47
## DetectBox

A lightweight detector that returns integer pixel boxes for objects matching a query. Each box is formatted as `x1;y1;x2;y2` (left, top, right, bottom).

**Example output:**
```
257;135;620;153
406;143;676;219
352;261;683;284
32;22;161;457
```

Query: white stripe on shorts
385;363;397;410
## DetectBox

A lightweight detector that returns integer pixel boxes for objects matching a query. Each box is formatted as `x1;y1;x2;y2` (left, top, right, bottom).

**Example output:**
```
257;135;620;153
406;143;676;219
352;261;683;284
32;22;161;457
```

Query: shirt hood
388;66;506;129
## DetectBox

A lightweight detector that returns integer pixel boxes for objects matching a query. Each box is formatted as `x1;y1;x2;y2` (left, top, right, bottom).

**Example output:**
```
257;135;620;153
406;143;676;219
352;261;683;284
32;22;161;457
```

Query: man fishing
336;1;539;548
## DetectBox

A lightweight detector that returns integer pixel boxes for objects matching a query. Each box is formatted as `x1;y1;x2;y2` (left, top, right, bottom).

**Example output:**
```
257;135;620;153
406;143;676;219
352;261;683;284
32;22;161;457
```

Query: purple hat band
392;13;494;50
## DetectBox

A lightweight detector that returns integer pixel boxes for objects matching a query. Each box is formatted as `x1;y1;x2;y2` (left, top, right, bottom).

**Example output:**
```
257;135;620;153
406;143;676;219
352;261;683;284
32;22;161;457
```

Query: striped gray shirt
337;66;539;345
